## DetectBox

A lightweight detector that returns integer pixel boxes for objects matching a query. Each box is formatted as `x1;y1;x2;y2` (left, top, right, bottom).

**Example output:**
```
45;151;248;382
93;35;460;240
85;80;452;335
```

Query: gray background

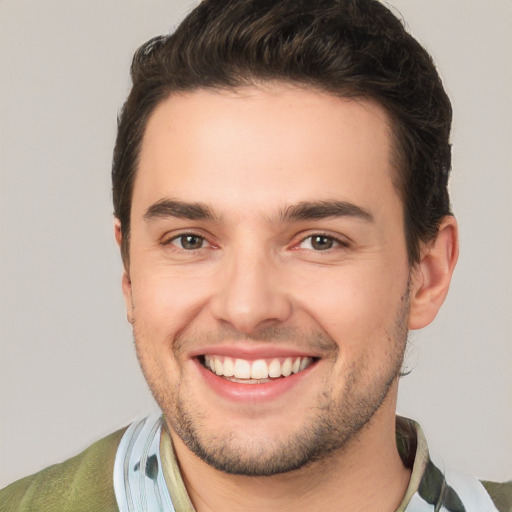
1;0;511;488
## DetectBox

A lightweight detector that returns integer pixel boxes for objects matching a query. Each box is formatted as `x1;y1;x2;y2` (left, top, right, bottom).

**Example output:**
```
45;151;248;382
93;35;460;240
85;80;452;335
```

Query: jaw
165;365;401;480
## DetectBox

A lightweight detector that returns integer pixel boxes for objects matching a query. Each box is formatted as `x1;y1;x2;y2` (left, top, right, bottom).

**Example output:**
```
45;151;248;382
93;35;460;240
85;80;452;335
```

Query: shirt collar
158;415;497;512
158;416;429;512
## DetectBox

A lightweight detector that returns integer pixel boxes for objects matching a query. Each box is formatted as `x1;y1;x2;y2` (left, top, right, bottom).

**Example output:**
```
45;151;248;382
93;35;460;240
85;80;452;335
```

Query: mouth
199;355;317;384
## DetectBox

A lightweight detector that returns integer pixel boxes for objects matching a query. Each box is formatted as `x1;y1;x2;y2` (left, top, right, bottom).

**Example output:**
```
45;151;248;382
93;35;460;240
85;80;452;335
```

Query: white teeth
203;355;313;380
268;359;281;378
233;358;251;379
214;358;223;376
251;359;268;379
281;358;292;377
223;357;234;377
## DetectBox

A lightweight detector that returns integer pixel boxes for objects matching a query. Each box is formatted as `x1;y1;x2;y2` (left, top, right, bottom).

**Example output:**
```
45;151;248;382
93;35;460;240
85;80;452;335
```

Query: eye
169;234;208;250
298;234;344;251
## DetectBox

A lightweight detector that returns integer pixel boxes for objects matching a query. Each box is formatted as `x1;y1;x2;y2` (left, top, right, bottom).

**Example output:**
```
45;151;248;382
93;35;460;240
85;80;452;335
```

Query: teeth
281;358;292;377
223;357;234;377
268;358;281;378
234;358;251;379
203;355;313;380
251;359;268;379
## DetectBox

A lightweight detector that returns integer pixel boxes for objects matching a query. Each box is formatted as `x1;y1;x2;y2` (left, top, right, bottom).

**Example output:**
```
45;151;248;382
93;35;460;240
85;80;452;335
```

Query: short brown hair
112;0;452;264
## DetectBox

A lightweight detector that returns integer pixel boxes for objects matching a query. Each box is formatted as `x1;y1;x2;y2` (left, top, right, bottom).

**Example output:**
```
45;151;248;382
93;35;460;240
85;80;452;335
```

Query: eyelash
295;233;350;252
163;232;211;251
162;231;349;253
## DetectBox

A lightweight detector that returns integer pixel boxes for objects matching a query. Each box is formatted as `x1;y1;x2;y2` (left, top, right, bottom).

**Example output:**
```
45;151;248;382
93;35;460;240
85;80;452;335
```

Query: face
122;85;413;476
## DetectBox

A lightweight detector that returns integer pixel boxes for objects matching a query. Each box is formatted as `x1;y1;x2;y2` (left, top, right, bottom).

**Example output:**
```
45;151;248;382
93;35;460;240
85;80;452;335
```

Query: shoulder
441;466;512;512
0;426;127;512
423;456;512;512
396;417;511;512
481;479;512;512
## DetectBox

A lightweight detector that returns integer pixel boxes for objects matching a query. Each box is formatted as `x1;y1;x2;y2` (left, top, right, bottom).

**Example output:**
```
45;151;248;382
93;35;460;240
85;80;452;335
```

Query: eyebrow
143;198;373;224
278;200;374;223
144;199;219;222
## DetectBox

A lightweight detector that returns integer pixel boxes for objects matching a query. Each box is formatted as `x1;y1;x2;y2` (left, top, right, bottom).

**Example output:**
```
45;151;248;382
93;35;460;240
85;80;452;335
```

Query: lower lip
194;359;316;403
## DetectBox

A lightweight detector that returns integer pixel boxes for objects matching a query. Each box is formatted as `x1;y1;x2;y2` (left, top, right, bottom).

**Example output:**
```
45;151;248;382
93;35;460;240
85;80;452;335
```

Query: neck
169;384;410;512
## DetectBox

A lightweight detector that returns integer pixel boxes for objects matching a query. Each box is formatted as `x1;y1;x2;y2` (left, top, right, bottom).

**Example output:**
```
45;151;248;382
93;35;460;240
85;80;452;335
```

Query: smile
201;355;315;383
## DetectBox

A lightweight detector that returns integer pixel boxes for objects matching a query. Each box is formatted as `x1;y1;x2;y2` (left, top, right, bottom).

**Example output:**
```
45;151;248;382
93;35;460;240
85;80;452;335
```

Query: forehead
134;85;398;219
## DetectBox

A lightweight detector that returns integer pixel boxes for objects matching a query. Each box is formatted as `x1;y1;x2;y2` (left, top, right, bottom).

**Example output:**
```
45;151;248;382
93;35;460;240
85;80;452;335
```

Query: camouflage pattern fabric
1;414;510;511
394;416;511;512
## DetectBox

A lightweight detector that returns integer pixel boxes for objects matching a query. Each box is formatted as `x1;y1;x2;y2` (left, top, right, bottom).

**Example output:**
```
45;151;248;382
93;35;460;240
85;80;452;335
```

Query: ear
114;218;134;324
408;216;459;330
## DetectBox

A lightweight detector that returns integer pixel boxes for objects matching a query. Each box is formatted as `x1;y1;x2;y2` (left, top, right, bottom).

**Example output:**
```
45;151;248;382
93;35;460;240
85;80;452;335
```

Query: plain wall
1;0;511;487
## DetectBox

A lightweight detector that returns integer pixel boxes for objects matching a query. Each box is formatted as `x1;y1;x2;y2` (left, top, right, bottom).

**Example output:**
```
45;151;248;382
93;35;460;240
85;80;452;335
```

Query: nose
209;248;293;334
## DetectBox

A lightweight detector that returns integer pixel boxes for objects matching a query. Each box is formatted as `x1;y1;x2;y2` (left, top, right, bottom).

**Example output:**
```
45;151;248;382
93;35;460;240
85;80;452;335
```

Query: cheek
295;265;408;349
131;269;210;346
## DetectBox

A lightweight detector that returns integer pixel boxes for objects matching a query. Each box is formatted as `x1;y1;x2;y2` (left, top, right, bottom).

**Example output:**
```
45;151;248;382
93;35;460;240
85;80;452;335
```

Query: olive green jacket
1;416;511;512
0;428;125;512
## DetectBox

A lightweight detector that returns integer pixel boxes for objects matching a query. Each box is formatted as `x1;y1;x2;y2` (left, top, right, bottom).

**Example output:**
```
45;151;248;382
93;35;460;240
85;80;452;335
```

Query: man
1;0;510;511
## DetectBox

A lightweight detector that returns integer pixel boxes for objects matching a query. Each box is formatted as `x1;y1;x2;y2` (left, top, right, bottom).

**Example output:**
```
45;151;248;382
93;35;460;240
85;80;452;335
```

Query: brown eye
298;234;343;251
310;235;334;250
172;234;206;250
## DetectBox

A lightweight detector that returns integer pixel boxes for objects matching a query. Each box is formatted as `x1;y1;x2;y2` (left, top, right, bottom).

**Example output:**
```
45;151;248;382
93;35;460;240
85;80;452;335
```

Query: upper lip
188;344;321;360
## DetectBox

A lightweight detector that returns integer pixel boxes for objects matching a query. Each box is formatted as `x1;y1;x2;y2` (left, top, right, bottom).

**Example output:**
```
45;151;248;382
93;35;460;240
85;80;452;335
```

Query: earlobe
408;216;459;330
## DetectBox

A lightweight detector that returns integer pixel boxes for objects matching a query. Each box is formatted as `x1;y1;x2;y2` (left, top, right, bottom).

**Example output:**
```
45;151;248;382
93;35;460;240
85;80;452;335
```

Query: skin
116;84;458;512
